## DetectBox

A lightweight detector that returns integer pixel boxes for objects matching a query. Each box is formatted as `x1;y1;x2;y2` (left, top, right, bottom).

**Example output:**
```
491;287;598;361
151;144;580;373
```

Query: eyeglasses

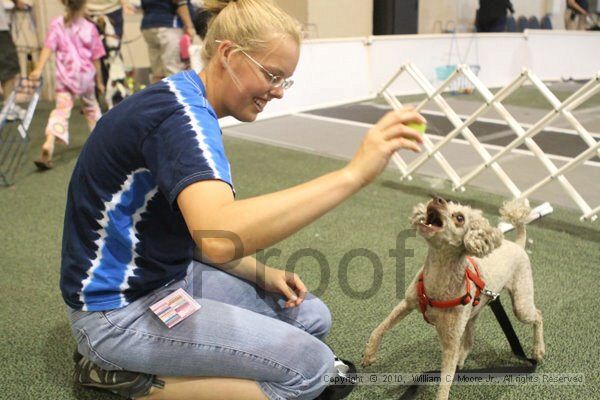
239;50;294;90
216;40;294;90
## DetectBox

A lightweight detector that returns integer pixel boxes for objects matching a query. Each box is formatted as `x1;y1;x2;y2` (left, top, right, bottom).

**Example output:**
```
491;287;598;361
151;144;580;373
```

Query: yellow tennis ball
406;122;426;134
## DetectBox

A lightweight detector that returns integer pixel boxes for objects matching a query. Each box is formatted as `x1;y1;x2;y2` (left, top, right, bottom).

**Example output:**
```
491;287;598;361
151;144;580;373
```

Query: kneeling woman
61;0;424;399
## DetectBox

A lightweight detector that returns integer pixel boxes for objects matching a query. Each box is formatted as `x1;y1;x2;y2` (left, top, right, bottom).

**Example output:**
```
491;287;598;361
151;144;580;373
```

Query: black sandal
73;351;164;399
33;159;53;171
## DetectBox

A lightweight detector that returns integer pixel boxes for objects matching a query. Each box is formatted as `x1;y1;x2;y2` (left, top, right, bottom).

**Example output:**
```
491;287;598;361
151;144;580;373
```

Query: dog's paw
457;351;469;369
361;353;377;367
532;346;545;361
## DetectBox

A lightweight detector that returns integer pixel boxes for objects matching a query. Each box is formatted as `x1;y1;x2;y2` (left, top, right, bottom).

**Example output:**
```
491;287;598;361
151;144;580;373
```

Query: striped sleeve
141;104;234;207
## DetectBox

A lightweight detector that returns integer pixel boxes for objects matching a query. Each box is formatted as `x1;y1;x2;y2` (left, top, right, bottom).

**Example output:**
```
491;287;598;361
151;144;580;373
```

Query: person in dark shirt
141;0;195;82
475;0;515;32
565;0;589;30
62;0;425;399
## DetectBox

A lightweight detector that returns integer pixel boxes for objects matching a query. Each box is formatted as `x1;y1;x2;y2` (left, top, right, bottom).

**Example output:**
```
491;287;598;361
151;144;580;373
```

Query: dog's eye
454;214;465;224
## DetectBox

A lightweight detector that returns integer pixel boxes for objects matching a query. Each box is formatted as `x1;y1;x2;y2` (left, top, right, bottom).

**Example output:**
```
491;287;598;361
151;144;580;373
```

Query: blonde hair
201;0;302;66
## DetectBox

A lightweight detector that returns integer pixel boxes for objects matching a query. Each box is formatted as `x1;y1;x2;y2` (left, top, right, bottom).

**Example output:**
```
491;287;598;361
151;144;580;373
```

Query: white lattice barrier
380;63;600;222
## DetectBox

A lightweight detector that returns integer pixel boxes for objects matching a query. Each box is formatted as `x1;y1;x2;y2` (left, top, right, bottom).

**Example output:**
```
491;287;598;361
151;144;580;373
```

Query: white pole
584;204;600;221
461;69;595;217
519;140;600;200
461;72;600;181
498;202;554;233
408;63;520;195
404;73;529;177
378;64;408;96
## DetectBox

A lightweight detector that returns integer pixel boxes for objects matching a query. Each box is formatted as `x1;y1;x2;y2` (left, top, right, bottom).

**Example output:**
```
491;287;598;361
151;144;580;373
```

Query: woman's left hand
261;267;307;308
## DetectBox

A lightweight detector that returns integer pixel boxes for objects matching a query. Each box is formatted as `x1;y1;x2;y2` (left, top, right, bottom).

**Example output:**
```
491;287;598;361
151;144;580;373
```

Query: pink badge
150;288;201;328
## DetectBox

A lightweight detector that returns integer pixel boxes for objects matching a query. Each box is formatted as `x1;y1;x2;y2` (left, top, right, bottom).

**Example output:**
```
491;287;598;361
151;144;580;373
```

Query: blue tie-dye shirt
60;71;234;311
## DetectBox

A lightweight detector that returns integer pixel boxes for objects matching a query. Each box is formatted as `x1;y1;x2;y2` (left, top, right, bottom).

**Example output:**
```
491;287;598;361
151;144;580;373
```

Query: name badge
150;288;201;328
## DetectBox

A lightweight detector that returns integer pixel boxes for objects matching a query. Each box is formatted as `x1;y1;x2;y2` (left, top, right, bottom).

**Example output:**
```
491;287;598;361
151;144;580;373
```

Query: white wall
219;30;600;128
276;0;372;39
20;0;599;104
275;0;308;25
307;0;372;38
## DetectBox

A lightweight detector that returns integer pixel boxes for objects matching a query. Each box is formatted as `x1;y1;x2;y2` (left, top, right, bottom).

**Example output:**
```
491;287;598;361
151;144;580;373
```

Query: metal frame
0;77;43;186
379;62;600;221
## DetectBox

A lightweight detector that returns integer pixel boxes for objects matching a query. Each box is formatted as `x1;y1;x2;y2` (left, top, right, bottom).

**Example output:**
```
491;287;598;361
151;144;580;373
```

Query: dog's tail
499;199;530;248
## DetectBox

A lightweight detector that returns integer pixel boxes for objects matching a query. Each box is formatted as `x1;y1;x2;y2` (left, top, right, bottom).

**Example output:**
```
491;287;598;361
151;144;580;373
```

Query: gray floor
308;100;600;161
223;100;600;217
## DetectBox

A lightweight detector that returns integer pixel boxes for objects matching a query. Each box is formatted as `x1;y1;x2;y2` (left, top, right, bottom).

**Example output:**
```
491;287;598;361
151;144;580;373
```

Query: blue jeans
68;261;336;400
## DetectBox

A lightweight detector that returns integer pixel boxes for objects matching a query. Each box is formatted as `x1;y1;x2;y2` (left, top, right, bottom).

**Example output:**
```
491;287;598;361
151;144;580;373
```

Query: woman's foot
73;351;162;398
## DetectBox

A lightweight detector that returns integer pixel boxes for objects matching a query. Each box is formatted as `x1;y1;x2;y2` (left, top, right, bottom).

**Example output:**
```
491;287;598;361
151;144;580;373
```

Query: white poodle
361;197;545;400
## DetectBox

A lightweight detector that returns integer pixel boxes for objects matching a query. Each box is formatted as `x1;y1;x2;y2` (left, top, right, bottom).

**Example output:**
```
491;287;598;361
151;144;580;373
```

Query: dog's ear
463;213;503;257
410;203;427;227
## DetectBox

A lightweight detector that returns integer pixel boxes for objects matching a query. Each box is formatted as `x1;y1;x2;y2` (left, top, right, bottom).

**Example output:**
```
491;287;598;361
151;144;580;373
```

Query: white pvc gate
380;63;600;221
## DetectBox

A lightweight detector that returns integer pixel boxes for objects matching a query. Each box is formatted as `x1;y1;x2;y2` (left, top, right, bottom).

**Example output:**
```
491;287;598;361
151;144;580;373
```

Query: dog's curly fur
362;197;545;400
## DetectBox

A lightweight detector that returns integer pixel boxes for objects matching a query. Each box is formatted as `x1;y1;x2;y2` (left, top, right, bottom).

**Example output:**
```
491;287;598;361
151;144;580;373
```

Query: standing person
86;0;133;105
63;0;425;399
0;0;28;121
87;0;134;40
29;0;105;170
475;0;515;32
141;0;196;82
188;6;211;71
565;0;589;30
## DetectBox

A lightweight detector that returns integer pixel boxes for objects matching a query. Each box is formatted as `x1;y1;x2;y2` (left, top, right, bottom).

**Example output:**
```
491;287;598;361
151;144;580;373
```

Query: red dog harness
417;257;486;324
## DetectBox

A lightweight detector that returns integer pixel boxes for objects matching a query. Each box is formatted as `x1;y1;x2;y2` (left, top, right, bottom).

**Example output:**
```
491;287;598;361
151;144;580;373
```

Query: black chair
528;16;540;29
517;15;528;32
505;15;517;32
541;14;553;29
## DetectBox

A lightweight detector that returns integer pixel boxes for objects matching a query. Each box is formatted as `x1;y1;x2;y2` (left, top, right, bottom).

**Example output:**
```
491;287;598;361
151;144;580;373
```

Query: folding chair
0;77;43;186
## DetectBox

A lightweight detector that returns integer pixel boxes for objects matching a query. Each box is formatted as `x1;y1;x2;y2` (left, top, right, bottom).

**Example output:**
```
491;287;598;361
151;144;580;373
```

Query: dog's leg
507;291;545;360
361;299;415;366
457;315;478;369
507;263;545;361
530;308;544;360
435;312;469;400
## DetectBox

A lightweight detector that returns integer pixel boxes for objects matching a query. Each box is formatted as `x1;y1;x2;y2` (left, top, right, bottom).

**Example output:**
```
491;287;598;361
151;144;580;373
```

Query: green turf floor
1;101;599;399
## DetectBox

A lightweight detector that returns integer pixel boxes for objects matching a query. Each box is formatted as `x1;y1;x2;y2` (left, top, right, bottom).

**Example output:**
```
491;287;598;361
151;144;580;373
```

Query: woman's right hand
344;107;425;187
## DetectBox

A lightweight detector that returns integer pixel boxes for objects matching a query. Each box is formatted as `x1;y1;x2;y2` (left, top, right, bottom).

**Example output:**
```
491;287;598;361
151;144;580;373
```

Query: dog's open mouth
426;208;444;228
419;207;444;232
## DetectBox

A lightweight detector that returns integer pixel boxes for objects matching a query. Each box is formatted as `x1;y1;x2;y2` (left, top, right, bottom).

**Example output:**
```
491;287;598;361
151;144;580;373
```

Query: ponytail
203;0;237;14
201;0;302;66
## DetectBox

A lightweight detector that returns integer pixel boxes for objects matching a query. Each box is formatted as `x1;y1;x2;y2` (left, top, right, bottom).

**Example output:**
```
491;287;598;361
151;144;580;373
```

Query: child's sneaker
73;351;163;399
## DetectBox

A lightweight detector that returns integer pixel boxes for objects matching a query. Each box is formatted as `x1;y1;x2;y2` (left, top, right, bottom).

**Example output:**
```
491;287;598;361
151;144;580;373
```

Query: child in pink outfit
30;0;105;170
